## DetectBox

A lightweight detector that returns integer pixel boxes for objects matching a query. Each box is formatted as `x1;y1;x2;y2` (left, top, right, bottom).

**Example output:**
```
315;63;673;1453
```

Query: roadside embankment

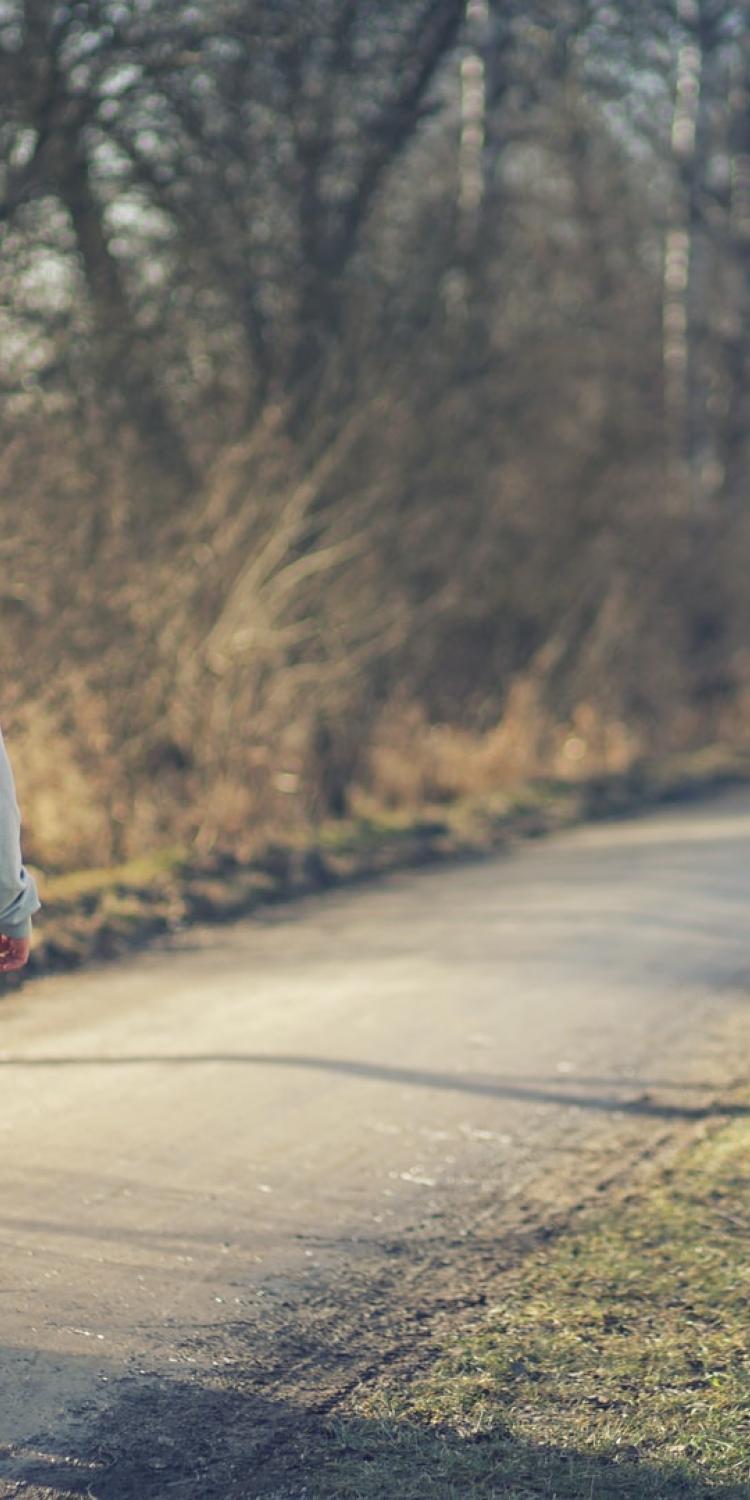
15;745;750;985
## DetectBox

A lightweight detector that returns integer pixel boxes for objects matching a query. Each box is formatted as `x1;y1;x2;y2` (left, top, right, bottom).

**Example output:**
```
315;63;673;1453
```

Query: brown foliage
1;2;749;870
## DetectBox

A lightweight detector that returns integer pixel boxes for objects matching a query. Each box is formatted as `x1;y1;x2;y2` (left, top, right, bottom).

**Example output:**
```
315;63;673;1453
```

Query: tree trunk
59;153;195;503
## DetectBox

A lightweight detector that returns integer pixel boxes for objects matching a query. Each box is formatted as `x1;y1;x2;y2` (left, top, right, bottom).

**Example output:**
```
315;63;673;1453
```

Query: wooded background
2;0;750;870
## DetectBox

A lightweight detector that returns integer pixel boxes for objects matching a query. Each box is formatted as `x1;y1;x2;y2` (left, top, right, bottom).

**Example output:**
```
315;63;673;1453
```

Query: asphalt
2;789;750;1497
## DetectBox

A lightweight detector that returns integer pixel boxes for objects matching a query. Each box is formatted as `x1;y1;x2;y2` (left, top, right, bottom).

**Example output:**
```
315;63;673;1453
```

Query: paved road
2;791;750;1496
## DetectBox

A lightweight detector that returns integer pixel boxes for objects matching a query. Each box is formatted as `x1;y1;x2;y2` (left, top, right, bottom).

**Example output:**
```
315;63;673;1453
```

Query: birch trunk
663;1;705;507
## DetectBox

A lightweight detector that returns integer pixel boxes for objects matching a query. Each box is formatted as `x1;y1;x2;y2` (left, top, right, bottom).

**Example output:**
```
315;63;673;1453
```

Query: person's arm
0;726;40;971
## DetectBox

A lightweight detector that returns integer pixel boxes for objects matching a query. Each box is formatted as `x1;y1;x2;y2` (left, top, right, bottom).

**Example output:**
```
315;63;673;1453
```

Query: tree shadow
0;1051;745;1121
1;1346;747;1499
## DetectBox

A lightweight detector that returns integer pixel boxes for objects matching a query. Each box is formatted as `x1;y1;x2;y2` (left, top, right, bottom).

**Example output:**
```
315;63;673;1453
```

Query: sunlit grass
40;845;188;903
297;1117;750;1498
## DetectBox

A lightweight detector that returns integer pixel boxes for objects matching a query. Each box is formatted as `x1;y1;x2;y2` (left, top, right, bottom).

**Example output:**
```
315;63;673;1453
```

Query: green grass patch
41;844;187;903
316;812;439;851
298;1119;750;1498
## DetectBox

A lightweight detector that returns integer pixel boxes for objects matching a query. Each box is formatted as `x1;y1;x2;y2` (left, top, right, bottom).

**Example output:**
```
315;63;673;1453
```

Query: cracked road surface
2;791;750;1496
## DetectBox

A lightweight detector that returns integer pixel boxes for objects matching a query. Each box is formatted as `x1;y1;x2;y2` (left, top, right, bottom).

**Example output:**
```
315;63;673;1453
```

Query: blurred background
2;0;750;876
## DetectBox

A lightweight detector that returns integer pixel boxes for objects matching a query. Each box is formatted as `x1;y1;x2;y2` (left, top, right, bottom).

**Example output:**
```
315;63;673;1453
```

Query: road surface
2;790;750;1497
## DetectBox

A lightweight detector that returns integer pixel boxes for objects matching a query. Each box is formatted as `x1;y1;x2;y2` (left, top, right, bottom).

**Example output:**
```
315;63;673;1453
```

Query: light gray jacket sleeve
0;727;41;939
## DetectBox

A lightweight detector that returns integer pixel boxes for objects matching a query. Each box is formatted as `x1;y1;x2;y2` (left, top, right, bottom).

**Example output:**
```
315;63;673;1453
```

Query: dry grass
13;745;750;982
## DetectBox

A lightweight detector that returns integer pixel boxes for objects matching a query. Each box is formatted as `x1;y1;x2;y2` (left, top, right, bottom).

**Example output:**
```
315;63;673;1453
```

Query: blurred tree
1;0;750;855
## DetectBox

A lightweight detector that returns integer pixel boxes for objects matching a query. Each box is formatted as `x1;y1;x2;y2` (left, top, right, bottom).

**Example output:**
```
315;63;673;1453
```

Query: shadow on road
1;1346;748;1500
0;1051;744;1120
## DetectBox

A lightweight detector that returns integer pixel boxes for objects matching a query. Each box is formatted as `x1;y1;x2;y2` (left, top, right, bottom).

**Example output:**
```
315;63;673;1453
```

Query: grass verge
280;1112;750;1498
15;743;750;981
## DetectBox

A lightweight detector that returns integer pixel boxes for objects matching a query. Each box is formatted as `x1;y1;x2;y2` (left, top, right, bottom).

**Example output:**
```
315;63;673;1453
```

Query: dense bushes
1;1;749;869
